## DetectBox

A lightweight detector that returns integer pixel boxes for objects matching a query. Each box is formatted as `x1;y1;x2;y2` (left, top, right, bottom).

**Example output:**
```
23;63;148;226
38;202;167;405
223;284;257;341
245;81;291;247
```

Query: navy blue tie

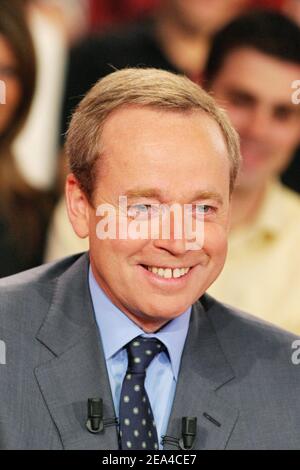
119;336;165;450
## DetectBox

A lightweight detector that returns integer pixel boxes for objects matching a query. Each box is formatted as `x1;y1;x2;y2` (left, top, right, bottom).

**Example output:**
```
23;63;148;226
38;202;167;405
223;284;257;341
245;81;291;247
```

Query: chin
141;300;192;322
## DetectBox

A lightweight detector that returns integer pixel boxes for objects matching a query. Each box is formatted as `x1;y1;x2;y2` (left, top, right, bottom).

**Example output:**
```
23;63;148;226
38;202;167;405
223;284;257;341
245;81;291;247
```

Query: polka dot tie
119;336;165;450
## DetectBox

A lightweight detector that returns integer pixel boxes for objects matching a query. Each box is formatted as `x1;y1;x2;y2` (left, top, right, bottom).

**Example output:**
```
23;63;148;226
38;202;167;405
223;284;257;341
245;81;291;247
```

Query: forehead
97;106;231;199
213;47;300;103
100;105;228;167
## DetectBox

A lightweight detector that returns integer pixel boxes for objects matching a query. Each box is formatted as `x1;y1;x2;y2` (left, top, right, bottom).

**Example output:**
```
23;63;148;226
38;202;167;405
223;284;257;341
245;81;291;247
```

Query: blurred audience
204;11;300;333
60;0;251;138
0;0;54;277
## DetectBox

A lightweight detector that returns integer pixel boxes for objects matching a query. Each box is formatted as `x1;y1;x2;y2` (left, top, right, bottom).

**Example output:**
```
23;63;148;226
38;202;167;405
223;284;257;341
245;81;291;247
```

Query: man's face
167;0;249;35
75;107;231;332
209;48;300;191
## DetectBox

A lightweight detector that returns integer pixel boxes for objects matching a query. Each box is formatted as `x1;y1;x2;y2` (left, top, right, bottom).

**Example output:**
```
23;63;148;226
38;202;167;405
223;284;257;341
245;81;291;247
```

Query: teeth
164;268;172;279
147;266;190;278
158;268;164;277
173;268;181;278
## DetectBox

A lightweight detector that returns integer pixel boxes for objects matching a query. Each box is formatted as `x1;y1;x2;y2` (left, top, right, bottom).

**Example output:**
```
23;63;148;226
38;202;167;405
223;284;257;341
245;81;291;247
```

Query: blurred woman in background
0;0;54;277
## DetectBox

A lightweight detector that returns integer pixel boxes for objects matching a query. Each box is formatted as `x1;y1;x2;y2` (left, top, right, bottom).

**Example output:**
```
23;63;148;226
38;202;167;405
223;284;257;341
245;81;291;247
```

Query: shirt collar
88;265;191;381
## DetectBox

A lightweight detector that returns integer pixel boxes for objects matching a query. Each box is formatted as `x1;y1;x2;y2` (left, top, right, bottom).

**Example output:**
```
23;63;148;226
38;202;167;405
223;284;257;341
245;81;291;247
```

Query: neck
154;14;209;76
230;181;268;231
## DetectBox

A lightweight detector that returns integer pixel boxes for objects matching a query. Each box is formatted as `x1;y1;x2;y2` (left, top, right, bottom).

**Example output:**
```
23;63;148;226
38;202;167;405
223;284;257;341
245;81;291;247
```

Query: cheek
90;239;121;285
203;223;228;260
92;236;149;265
274;126;300;153
225;106;249;132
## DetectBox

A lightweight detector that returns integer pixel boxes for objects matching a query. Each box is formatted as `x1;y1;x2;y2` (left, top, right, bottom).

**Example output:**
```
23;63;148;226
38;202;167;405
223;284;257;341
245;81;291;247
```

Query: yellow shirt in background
208;179;300;335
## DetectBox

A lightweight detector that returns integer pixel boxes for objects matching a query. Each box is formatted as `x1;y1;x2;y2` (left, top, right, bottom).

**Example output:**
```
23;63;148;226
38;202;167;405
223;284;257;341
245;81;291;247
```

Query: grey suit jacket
0;252;299;449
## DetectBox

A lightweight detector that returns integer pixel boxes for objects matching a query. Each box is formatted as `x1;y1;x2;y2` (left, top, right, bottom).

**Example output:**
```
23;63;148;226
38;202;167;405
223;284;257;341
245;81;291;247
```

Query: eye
227;92;254;108
194;204;216;217
273;107;294;122
127;204;154;220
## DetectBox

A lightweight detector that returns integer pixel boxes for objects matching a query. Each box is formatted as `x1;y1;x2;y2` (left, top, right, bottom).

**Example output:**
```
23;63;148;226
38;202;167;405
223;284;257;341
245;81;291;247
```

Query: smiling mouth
140;265;191;279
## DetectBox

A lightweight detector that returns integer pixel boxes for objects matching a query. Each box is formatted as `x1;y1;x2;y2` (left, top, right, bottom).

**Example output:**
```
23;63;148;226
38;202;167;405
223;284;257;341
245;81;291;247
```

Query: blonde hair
66;68;240;199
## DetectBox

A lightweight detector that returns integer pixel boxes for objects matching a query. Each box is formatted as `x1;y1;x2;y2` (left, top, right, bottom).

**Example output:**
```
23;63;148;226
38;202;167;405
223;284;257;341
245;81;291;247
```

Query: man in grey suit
0;68;300;450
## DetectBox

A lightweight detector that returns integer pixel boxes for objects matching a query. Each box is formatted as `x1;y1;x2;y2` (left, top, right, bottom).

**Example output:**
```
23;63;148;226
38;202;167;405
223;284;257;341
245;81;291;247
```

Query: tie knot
126;336;165;374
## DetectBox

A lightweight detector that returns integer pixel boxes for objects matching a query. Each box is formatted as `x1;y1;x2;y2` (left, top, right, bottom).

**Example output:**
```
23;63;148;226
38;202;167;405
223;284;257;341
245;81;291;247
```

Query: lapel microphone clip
162;417;197;450
86;398;118;433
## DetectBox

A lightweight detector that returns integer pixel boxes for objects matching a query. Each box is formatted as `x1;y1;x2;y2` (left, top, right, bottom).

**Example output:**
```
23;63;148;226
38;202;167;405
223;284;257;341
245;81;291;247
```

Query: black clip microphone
86;398;119;434
179;417;197;450
162;416;197;450
86;398;104;433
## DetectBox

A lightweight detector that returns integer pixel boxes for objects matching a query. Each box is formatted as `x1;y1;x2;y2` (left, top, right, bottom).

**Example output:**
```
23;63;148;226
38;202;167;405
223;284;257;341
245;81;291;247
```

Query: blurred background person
204;10;300;333
0;0;54;277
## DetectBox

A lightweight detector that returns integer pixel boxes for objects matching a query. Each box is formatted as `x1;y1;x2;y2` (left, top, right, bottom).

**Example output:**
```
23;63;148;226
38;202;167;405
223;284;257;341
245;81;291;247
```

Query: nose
153;236;188;256
244;107;271;141
152;208;191;256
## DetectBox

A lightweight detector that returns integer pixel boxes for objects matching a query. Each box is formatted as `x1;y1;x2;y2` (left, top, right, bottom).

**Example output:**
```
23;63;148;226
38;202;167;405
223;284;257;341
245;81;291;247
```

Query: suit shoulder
201;293;299;350
0;253;87;333
0;253;85;291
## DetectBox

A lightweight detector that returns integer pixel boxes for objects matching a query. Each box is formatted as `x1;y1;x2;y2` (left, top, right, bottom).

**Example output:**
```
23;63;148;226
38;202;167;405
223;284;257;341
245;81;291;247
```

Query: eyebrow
274;103;300;115
223;88;258;108
124;188;224;205
225;87;299;113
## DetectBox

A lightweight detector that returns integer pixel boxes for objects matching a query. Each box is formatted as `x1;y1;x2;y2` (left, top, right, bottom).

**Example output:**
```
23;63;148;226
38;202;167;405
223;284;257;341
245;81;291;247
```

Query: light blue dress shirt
88;266;191;448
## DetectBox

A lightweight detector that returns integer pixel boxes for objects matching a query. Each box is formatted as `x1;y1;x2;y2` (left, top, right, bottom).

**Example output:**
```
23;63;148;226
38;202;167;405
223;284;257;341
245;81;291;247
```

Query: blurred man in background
205;11;300;333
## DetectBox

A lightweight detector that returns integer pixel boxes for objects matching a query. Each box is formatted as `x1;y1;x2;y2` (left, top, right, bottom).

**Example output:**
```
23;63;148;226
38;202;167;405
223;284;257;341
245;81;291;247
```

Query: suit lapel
164;296;239;450
35;254;119;449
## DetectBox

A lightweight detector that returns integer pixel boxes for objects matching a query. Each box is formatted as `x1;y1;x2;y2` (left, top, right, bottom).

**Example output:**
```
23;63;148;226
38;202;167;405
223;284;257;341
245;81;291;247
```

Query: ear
65;174;90;238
